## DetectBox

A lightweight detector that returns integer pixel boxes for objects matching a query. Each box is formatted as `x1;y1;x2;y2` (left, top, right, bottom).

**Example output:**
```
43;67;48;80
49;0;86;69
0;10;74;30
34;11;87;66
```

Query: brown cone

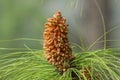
43;11;75;72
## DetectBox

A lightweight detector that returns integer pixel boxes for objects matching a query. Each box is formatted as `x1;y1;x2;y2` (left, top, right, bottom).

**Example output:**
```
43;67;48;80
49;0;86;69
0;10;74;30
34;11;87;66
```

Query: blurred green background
0;0;46;53
0;0;120;53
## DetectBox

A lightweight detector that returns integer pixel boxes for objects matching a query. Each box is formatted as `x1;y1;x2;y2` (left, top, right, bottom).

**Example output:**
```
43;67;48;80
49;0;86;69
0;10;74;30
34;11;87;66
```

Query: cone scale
43;11;75;72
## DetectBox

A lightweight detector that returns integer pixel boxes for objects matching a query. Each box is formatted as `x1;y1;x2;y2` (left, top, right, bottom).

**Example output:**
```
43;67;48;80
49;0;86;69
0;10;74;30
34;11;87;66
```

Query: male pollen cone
43;11;75;72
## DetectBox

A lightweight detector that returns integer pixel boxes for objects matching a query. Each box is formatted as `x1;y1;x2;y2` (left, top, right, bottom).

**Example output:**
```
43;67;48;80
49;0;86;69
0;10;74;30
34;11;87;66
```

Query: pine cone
81;67;91;80
43;11;75;72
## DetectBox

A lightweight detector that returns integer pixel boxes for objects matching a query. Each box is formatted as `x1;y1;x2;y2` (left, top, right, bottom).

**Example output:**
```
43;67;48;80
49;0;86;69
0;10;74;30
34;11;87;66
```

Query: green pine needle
0;49;120;80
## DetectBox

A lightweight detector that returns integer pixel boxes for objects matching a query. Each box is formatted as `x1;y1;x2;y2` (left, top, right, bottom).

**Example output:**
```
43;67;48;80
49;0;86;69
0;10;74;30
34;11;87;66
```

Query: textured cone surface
81;67;92;80
43;11;75;72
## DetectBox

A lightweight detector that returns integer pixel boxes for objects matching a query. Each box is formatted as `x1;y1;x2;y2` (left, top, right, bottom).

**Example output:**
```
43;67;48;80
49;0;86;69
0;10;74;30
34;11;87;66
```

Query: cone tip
55;10;61;15
53;10;62;18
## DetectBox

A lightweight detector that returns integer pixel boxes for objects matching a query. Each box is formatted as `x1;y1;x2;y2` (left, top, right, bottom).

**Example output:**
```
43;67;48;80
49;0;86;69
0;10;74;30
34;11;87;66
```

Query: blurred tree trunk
78;0;110;50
